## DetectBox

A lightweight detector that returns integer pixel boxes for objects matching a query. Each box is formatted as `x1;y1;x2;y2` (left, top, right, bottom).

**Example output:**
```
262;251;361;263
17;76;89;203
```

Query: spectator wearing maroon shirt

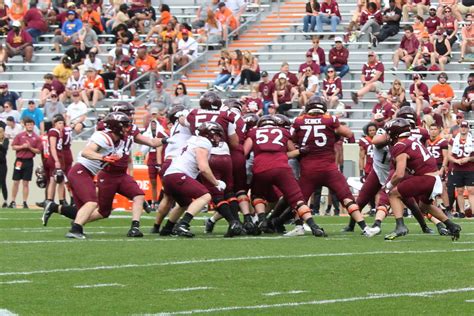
306;37;327;73
329;37;350;78
392;25;419;71
351;51;384;104
440;7;458;46
355;2;383;43
298;52;321;80
412;31;434;69
372;91;396;123
258;71;275;114
272;62;298;87
409;73;430;115
371;0;401;47
322;66;342;109
316;0;341;34
8;117;42;209
453;73;474;113
5;21;33;70
424;6;441;34
402;0;430;22
24;2;48;44
40;73;66;106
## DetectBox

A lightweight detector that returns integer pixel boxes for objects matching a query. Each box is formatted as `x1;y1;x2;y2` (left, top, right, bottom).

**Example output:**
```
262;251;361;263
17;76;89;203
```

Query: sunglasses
468;80;473;83
368;54;375;57
327;70;334;73
177;87;183;90
394;83;401;85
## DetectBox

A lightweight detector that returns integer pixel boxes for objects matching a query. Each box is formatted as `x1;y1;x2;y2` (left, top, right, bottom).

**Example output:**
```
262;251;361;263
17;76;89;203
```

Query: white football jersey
77;131;124;175
210;141;230;155
372;128;391;185
164;122;192;159
165;136;212;179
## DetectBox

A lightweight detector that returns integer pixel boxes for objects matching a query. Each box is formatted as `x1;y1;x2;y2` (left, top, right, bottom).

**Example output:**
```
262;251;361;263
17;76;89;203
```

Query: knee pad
252;198;267;207
344;201;359;214
376;205;389;215
236;191;250;203
295;201;310;218
426;213;433;220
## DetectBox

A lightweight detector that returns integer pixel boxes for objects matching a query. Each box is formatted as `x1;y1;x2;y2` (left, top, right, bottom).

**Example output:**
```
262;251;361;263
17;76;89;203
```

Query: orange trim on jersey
427;136;443;146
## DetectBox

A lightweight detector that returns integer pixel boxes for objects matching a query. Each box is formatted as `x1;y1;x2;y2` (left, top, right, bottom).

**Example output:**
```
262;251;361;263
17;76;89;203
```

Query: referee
9;117;42;209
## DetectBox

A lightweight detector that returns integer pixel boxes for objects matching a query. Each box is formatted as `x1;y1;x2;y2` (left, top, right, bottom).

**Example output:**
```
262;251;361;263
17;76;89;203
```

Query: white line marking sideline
149;287;474;315
0;280;31;285
466;300;474;303
263;290;308;296
0;309;18;315
73;283;124;289
0;248;472;277
163;287;214;292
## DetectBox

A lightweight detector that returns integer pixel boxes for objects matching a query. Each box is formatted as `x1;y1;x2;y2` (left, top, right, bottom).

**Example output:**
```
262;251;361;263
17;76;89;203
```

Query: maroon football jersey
48;128;63;153
186;109;232;142
228;111;246;148
292;113;340;172
372;102;394;120
390;138;438;176
104;123;141;173
426;137;448;166
362;61;384;83
410;127;429;144
322;77;342;96
449;138;474;172
62;126;73;150
116;65;138;82
248;126;291;174
258;81;275;102
359;136;374;174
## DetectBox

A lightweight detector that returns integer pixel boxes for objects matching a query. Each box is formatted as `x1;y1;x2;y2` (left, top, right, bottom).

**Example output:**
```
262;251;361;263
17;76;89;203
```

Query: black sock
60;205;78;219
373;219;382;228
395;217;405;227
131;220;140;228
180;212;194;226
257;213;266;223
243;214;252;223
216;203;234;223
70;223;83;234
50;202;59;213
228;199;240;222
295;218;304;226
59;199;65;205
443;219;455;230
153;223;161;230
348;217;356;229
163;220;175;231
305;217;318;229
357;220;367;230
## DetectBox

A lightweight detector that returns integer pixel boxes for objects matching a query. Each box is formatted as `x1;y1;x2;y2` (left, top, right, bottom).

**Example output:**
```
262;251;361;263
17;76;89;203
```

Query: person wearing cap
43;93;66;131
83;49;103;74
298;52;321;80
370;0;401;47
113;56;138;98
267;102;277;115
40;73;65;106
52;56;74;84
272;62;298;87
0;83;21;110
258;70;275;114
82;67;105;108
5;20;34;70
409;74;430;115
316;0;341;34
5;116;23;140
175;28;198;69
391;25;419;71
430;72;454;108
0;101;20;124
412;31;434;70
53;10;83;54
273;72;298;114
56;2;78;26
453;73;474;114
64;67;85;102
20;100;44;134
66;91;87;134
372;91;396;123
23;2;48;44
459;13;474;63
62;38;86;65
146;80;172;113
424;5;441;34
351;51;384;104
329;36;350;78
402;0;430;22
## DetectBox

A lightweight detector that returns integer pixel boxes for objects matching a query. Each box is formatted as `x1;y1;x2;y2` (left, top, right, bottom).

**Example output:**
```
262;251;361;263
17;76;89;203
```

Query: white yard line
263;290;308;296
0;248;472;277
163;287;214;292
466;300;474;303
73;283;124;289
0;280;31;285
0;309;18;316
149;287;474;315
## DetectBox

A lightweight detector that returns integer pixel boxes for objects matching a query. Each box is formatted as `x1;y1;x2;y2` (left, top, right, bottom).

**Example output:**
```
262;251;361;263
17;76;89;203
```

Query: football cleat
225;221;243;237
173;223;195;238
422;226;435;234
23;202;29;209
258;218;274;234
159;226;174;236
384;225;409;240
127;227;144;238
8;201;16;209
283;225;305;237
36;201;45;208
310;225;327;237
271;218;287;234
65;231;87;239
42;200;56;226
204;218;215;234
448;224;461;241
143;201;154;214
243;220;258;235
363;226;380;238
341;225;355;232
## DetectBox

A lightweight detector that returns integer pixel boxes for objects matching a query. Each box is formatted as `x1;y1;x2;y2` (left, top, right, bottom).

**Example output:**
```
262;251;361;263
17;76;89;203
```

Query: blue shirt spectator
20;101;44;134
62;12;83;36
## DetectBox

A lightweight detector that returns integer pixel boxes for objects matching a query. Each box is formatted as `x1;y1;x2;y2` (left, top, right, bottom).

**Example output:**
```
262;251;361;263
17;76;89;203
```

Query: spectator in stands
192;0;214;29
409;73;430;115
412;31;434;70
424;5;441;34
432;30;451;71
24;2;48;44
322;66;342;109
430;72;454;109
239;50;260;87
303;0;319;33
135;0;156;35
372;91;396;123
306;37;327;73
171;82;191;109
412;15;425;39
371;0;401;48
0;83;21;110
0;0;9;35
351;51;384;104
298;52;321;80
272;62;298;86
81;3;103;34
402;0;430;22
0;101;20;123
221;49;242;91
0;43;6;72
258;70;275;114
329;36;350;78
82;67;105;108
113;56;137;98
144;4;171;41
43;93;66;131
113;23;133;44
63;67;85;102
216;2;238;41
53;10;83;54
459;13;474;63
440;6;458;46
55;2;77;26
437;0;462;21
5;21;33;71
20;100;44;134
8;0;26;24
213;49;231;88
225;0;247;18
129;31;143;60
438;102;455;129
78;20;100;53
135;46;157;75
5;116;23;139
242;85;263;115
200;10;223;45
53;56;74;85
316;0;341;35
175;29;198;73
147;80;172;114
83;49;103;73
388;78;407;108
298;66;319;106
110;4;131;32
0;124;7;207
128;0;147;18
273;73;298;114
392;25;419;71
66;91;87;134
352;2;382;43
453;73;474;113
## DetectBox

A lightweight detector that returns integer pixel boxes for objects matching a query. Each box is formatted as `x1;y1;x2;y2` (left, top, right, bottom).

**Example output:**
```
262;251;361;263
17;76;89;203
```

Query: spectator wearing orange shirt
135;46;157;74
216;2;238;41
430;72;454;109
81;4;103;34
81;67;105;108
144;4;171;42
8;0;26;24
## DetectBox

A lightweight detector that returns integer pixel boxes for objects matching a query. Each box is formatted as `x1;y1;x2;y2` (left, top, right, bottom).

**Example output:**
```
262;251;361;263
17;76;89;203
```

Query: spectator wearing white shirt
63;67;85;103
83;50;103;73
225;0;246;17
175;29;198;72
66;91;88;133
298;66;319;106
4;116;23;140
0;102;21;123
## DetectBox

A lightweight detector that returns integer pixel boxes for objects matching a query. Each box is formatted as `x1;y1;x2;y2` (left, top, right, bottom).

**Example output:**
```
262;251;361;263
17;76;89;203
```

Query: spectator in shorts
453;73;474;113
402;0;430;22
78;20;99;53
8;117;42;209
329;36;350;77
135;46;158;74
425;5;441;34
432;30;451;71
322;66;342;109
5;20;33;71
258;70;275;114
5;116;23;139
316;0;341;34
82;67;105;108
409;73;430;115
113;56;137;98
62;40;86;67
0;83;21;110
53;10;83;54
0;101;20;123
66;91;88;133
412;31;434;70
298;51;321;80
20;100;44;134
43;93;66;131
298;65;319;106
216;2;238;41
351;51;384;104
273;73;298;114
459;13;474;63
40;73;65;106
392;25;419;71
175;29;198;70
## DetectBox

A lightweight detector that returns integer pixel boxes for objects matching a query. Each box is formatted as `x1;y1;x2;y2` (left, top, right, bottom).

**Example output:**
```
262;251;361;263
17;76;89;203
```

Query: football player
44;114;66;205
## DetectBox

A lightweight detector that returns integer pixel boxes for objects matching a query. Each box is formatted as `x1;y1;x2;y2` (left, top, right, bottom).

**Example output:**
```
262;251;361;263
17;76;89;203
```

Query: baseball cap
334;36;343;43
368;50;376;56
413;74;420;80
67;1;75;7
261;70;268;77
11;21;21;28
378;91;388;98
73;39;80;45
305;52;312;57
6;116;14;122
72;91;80;96
461;121;469;128
150;107;159;114
456;112;465;119
268;103;276;108
0;82;8;88
421;31;429;38
67;10;75;15
278;73;287;80
155;80;163;88
429;5;436;10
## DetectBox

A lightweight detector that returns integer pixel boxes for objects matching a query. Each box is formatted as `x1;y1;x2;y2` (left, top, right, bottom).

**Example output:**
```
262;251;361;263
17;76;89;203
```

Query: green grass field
1;209;474;315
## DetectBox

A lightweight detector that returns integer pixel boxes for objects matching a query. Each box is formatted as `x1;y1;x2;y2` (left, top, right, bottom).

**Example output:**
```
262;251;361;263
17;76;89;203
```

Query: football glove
215;180;226;191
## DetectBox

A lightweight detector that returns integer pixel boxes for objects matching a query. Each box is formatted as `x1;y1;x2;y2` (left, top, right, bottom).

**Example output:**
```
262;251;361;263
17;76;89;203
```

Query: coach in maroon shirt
8;117;42;209
329;36;350;77
392;25;419;71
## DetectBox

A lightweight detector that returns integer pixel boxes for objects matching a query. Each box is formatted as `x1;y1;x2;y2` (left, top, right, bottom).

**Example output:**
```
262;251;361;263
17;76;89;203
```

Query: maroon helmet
199;91;222;110
305;95;327;114
243;113;259;131
35;167;47;188
111;101;135;117
257;115;276;127
224;98;243;112
273;114;291;129
104;112;131;137
53;169;65;184
167;105;185;124
396;106;417;127
384;118;411;144
197;121;225;147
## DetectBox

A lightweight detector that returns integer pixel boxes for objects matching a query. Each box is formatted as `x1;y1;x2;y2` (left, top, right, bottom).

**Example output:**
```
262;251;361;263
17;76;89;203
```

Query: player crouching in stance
383;118;462;240
162;122;240;238
243;115;327;237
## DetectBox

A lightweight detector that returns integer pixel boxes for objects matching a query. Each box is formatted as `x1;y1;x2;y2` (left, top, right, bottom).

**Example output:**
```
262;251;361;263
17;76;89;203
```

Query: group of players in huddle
39;91;463;241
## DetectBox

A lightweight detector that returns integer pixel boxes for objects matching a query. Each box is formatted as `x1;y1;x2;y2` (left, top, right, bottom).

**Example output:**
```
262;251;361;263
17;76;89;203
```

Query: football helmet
224;98;243;113
111;101;135;117
396;106;417;127
197;121;225;147
243;113;259;131
35;167;47;188
384;118;411;144
273;114;291;129
257;115;276;127
199;91;222;110
305;95;327;114
167;105;186;124
53;169;65;184
104;112;131;137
